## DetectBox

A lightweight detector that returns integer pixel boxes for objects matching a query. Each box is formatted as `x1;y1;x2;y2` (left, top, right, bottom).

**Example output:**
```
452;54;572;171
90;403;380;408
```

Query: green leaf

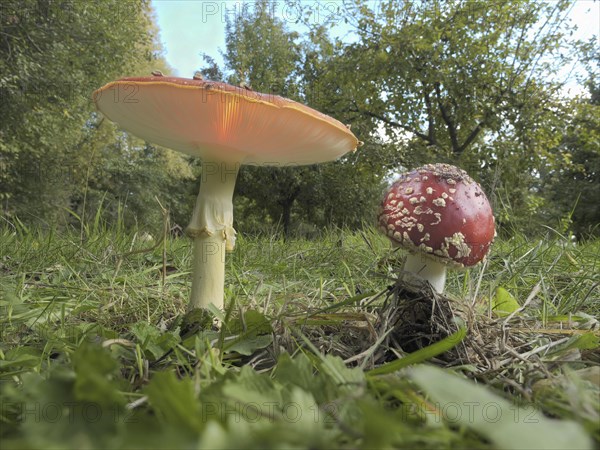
2;368;126;449
274;353;338;404
130;321;180;360
0;347;41;371
547;333;599;358
196;421;231;449
319;354;365;386
492;287;521;317
274;352;316;392
227;309;273;334
281;387;329;440
359;400;408;448
145;371;203;434
179;307;215;341
367;326;467;376
222;310;273;355
224;333;273;356
222;365;283;407
71;342;125;407
409;365;593;450
293;328;365;387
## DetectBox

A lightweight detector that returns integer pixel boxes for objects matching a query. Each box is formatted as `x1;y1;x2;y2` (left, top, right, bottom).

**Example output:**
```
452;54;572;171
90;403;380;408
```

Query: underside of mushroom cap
93;76;359;165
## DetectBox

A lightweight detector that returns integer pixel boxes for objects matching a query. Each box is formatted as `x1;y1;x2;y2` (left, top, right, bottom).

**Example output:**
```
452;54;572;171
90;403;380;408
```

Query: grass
0;223;598;449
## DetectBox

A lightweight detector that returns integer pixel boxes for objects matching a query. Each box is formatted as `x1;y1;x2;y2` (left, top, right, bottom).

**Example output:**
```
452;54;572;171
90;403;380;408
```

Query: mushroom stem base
402;253;447;294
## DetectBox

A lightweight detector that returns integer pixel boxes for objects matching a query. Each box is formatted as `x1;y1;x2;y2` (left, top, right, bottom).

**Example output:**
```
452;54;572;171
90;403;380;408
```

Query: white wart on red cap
378;163;495;268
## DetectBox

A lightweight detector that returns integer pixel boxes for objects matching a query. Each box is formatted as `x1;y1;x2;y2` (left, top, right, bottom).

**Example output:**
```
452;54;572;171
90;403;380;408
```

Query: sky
152;0;357;76
152;0;599;94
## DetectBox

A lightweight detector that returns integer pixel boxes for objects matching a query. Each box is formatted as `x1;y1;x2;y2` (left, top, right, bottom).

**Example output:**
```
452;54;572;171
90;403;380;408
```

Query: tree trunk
282;200;292;239
279;184;300;240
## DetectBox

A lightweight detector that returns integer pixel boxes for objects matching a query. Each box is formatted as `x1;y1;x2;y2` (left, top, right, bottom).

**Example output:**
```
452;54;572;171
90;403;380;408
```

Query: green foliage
327;0;580;234
80;135;197;231
543;46;600;238
0;0;191;232
130;321;180;360
145;371;203;434
409;365;592;449
341;0;572;151
1;0;593;236
72;342;126;407
1;225;598;448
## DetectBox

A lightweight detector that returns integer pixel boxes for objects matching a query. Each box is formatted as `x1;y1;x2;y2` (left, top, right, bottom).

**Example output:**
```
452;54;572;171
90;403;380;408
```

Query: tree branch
423;89;437;145
354;106;436;146
458;120;487;154
434;82;460;153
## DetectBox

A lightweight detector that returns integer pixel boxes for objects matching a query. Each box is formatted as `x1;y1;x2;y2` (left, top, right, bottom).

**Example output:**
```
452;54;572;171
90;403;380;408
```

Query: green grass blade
367;326;467;376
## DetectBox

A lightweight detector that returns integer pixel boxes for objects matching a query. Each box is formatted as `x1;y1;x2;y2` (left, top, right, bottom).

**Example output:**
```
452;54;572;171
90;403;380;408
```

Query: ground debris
274;277;599;392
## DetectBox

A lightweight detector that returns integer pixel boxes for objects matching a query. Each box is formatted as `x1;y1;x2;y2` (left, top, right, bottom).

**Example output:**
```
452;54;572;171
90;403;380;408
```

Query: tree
209;1;392;237
294;25;399;230
331;0;576;232
0;0;181;228
217;0;304;236
74;129;197;231
543;42;600;239
341;0;572;152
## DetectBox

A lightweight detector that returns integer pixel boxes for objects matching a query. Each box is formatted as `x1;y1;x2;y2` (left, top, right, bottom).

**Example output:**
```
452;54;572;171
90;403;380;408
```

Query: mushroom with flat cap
378;163;495;293
93;74;359;310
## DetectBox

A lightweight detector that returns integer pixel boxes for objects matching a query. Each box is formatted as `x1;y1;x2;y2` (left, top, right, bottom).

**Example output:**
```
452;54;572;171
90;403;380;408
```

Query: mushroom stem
186;160;240;310
402;253;447;294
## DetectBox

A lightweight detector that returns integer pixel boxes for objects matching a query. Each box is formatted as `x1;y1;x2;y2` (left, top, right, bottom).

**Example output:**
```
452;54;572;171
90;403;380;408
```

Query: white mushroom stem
402;253;447;294
186;160;240;310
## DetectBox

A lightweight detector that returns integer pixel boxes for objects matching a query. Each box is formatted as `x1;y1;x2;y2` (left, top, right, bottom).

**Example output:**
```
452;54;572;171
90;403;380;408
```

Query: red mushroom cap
378;163;495;268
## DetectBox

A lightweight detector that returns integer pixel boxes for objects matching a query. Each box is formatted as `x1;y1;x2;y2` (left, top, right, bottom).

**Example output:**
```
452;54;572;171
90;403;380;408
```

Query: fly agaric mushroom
378;163;495;293
93;74;359;310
